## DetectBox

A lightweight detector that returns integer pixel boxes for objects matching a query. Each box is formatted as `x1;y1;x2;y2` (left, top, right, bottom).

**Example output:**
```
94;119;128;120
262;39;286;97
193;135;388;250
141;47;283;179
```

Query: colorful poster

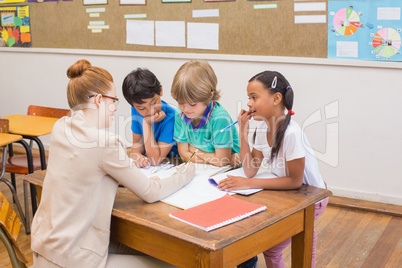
0;0;26;3
0;6;31;47
328;0;402;61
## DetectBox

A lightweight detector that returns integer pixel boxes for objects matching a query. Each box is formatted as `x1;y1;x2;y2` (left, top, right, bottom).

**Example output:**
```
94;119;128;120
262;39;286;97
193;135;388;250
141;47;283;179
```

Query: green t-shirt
174;102;239;154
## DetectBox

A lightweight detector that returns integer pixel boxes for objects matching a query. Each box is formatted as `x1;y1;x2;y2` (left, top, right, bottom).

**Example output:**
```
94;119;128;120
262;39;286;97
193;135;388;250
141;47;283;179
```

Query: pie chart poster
328;0;402;62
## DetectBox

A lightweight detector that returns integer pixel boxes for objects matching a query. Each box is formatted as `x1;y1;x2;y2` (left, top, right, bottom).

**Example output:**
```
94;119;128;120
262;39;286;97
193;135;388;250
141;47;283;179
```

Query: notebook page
210;168;277;195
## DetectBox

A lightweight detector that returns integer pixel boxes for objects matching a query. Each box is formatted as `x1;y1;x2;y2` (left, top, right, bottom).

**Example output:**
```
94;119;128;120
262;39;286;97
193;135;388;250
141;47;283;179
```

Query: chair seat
4;164;30;175
7;155;45;171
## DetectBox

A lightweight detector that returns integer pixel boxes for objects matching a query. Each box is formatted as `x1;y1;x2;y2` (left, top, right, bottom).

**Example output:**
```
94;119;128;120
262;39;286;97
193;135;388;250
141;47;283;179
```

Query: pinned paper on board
126;20;154;46
187;22;219;50
204;0;234;2
120;0;146;5
28;0;60;2
0;0;25;3
155;21;185;47
162;0;191;3
0;6;31;47
83;0;108;5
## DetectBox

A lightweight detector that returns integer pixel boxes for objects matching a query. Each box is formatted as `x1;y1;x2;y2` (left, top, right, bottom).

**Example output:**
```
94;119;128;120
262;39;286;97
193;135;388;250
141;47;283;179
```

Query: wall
0;48;401;205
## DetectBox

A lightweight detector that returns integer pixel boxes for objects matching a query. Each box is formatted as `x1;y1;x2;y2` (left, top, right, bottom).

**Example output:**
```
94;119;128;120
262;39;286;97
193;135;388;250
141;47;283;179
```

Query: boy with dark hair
122;68;178;167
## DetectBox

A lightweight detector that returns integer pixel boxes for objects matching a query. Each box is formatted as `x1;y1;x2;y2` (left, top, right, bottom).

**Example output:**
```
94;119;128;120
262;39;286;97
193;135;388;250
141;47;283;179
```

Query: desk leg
35;185;42;205
291;204;315;268
22;135;44;215
195;248;223;268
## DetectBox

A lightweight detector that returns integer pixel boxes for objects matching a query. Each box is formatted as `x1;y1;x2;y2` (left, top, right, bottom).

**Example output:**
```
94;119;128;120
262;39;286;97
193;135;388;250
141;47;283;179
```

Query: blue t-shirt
131;100;178;155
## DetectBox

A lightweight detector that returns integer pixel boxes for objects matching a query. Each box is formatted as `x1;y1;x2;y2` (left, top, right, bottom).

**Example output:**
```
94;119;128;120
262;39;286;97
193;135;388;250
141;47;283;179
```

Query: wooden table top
3;114;59;136
0;133;23;147
24;170;331;251
113;184;330;251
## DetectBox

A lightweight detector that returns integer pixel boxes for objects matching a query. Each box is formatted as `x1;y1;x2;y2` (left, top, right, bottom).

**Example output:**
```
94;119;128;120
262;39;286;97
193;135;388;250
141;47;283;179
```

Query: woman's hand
176;162;196;183
218;174;250;191
130;153;149;168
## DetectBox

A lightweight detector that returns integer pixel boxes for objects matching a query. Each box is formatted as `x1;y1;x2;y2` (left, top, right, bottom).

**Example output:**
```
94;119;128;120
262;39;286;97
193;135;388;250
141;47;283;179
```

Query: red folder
169;194;266;231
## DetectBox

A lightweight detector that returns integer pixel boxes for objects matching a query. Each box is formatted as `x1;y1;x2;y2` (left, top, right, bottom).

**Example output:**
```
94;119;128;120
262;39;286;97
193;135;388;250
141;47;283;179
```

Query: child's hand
218;175;250;191
230;153;241;168
238;109;252;134
143;110;166;125
131;153;149;168
188;144;198;153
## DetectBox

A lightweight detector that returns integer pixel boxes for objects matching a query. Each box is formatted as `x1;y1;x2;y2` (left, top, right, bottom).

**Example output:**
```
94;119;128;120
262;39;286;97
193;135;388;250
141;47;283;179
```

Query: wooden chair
7;105;71;170
6;105;70;217
1;119;33;234
0;191;29;268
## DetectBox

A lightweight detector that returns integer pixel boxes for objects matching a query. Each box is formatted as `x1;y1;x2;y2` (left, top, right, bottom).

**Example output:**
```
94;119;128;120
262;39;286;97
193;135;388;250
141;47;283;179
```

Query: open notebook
208;168;277;195
135;162;232;209
169;194;266;231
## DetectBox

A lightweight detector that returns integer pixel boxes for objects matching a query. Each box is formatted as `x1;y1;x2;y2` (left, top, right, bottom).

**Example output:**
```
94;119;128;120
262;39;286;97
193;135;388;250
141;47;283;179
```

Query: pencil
220;121;238;132
185;149;198;165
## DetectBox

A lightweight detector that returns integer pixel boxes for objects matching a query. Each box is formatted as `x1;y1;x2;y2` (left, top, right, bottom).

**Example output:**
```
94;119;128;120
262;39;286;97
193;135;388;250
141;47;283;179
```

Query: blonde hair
66;59;114;109
171;60;221;105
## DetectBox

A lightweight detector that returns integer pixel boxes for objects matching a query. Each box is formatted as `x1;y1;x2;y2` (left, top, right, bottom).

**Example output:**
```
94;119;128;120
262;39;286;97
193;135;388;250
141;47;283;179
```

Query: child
218;71;328;268
171;60;240;167
31;60;194;268
122;68;178;167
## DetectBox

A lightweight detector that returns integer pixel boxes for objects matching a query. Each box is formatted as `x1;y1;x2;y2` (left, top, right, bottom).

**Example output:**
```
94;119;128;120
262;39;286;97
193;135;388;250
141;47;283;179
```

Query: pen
152;161;171;174
185;149;198;165
220;121;238;132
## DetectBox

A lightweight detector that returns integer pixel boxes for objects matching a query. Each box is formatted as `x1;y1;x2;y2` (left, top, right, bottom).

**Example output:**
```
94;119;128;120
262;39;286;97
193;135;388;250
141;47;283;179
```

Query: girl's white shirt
253;120;325;189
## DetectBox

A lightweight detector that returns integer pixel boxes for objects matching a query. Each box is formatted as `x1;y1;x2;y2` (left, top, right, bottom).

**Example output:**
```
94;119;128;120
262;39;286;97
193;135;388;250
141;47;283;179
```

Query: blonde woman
31;59;194;268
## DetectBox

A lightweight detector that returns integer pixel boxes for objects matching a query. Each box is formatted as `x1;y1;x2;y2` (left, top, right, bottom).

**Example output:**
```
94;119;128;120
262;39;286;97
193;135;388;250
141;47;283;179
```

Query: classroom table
3;114;59;215
24;170;331;267
1;133;32;234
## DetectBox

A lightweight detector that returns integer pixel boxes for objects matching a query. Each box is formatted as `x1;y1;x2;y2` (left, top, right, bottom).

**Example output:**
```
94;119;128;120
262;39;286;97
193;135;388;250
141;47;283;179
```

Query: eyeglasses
88;94;119;106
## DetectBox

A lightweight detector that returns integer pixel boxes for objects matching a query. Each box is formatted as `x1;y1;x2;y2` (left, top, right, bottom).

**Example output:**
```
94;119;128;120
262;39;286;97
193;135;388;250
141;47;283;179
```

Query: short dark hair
122;68;161;105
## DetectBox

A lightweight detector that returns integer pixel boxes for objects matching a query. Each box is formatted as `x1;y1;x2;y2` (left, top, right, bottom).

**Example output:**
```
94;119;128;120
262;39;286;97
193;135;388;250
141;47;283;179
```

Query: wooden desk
24;170;331;268
3;114;59;137
3;114;58;214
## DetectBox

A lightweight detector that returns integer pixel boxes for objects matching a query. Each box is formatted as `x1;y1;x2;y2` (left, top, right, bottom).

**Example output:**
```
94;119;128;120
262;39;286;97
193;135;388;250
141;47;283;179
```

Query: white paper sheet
84;0;107;5
135;162;233;209
209;168;277;195
120;0;146;4
377;7;401;21
126;20;154;46
336;41;358;58
294;15;326;24
192;9;219;18
294;2;326;12
187;22;219;50
162;173;227;209
155;21;185;47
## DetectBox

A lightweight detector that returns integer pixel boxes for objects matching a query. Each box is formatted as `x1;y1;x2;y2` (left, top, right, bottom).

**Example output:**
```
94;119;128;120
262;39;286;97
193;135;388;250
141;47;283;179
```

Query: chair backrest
27;105;70;118
0;119;9;133
0;192;28;267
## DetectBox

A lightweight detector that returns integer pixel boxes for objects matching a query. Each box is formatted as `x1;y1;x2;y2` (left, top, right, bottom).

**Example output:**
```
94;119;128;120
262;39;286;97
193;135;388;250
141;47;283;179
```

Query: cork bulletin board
1;0;329;58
